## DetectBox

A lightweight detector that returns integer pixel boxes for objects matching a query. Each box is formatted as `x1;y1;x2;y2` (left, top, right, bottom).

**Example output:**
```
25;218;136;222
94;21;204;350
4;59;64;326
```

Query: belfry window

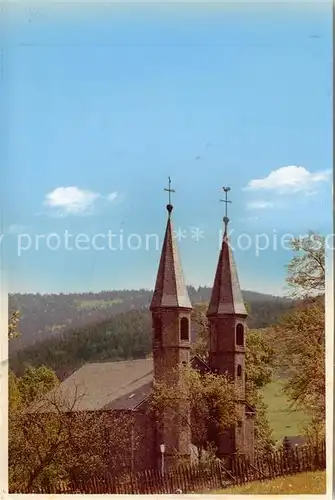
236;323;244;346
237;365;242;377
180;317;189;341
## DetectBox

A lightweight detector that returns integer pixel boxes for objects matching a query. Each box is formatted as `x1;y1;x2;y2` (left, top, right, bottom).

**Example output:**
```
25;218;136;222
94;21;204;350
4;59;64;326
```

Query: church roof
150;205;192;310
207;223;247;317
30;355;211;413
31;359;154;413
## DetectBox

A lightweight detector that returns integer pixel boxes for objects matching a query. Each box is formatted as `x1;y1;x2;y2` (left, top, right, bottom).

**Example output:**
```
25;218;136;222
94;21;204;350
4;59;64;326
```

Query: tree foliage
10;310;152;379
191;303;209;358
286;232;325;298
9;311;20;339
16;365;60;406
245;328;274;390
273;297;325;421
274;231;326;442
245;328;275;454
149;364;237;459
9;367;138;492
9;370;22;412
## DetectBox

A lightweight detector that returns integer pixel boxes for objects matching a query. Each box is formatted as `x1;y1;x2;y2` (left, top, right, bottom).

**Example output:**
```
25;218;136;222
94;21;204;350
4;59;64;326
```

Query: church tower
207;187;250;459
150;177;192;468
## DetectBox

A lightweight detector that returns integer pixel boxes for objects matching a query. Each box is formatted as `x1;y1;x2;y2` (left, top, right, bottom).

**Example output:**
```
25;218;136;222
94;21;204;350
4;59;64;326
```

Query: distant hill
9;287;293;353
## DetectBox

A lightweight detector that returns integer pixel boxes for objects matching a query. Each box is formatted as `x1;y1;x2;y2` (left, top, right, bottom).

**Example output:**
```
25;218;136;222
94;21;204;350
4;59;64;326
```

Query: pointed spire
207;187;247;317
150;179;192;310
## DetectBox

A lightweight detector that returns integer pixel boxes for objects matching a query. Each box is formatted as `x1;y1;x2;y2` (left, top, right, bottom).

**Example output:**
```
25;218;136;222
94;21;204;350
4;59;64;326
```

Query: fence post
239;456;244;484
142;469;148;494
234;457;239;485
315;446;320;470
217;461;224;488
233;456;237;484
188;462;194;493
270;452;276;478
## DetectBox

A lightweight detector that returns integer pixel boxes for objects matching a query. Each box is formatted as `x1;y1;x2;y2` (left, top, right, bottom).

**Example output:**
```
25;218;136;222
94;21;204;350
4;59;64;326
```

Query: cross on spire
220;186;232;234
164;176;175;214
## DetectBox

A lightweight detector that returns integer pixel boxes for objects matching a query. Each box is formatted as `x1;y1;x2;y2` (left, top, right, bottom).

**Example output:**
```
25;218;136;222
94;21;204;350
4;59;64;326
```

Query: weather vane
220;186;231;218
164;176;175;213
220;186;231;233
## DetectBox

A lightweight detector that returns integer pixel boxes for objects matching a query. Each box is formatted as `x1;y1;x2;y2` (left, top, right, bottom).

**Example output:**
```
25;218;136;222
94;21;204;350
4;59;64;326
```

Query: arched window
236;323;244;346
180;317;189;341
153;316;162;340
237;364;242;377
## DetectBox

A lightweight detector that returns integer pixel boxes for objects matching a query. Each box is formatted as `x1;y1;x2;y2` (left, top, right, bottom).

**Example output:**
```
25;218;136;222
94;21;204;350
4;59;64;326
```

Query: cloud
44;187;118;216
244;166;331;194
247;201;274;210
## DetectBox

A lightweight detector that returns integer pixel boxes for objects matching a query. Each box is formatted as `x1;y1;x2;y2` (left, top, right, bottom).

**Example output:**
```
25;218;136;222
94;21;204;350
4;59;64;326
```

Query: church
43;181;255;473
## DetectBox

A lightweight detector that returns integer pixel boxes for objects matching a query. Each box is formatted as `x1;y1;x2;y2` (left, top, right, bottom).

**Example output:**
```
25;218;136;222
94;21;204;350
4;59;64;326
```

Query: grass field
210;471;326;494
262;378;310;443
75;298;123;310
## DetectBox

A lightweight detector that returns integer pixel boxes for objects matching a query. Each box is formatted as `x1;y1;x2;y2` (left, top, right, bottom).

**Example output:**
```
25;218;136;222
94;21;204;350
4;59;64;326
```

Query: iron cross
220;186;232;218
164;176;175;205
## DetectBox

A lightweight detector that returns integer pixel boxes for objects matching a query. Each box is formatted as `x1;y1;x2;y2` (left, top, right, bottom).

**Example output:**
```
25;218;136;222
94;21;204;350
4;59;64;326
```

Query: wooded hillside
9;287;293;353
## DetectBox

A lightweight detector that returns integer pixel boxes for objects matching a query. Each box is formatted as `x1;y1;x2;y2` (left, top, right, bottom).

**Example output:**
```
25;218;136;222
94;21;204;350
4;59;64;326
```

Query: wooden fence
17;442;326;494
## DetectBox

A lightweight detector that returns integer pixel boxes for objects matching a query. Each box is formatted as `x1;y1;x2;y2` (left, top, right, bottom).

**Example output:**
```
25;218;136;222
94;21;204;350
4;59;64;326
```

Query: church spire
207;186;247;317
150;178;192;310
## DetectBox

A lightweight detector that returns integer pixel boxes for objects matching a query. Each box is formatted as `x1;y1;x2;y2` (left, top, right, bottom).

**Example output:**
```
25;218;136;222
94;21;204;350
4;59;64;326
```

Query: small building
283;435;308;451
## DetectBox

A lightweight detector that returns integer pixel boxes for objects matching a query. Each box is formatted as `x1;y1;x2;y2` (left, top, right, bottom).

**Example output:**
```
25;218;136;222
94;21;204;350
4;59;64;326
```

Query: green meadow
211;471;326;494
262;378;310;444
75;298;124;310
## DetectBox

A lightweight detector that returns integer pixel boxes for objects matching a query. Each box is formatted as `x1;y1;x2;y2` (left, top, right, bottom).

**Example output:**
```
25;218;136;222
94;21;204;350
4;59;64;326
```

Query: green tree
274;297;325;421
246;328;274;390
9;370;22;412
9;378;138;492
17;365;60;406
275;231;325;443
191;303;209;358
149;364;237;460
286;232;325;298
245;328;275;453
9;311;20;339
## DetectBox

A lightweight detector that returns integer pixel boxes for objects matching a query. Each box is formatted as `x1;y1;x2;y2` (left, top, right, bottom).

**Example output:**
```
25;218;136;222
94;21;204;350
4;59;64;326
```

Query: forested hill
9;287;293;353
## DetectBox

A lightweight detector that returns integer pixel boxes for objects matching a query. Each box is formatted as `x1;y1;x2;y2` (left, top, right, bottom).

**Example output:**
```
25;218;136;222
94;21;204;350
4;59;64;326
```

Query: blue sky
1;2;332;296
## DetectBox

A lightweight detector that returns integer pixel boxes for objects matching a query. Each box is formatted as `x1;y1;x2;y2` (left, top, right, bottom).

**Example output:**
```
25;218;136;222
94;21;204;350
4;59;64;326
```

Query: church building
149;181;255;465
40;181;255;472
